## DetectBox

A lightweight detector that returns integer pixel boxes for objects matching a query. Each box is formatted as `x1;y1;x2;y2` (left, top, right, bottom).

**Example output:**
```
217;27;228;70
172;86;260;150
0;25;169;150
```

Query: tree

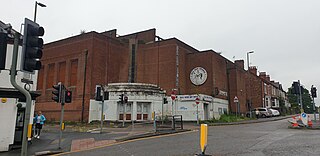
287;86;313;113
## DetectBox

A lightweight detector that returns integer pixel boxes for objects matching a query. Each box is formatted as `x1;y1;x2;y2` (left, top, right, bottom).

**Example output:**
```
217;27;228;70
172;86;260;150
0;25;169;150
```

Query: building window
37;65;44;90
57;61;66;84
272;99;276;107
70;59;78;86
218;108;223;115
137;102;150;121
118;102;133;121
223;108;228;114
46;63;55;89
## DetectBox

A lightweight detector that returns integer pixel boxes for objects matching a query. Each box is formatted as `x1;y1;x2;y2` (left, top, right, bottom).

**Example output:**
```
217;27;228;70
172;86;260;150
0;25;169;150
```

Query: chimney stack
249;66;257;75
235;60;244;69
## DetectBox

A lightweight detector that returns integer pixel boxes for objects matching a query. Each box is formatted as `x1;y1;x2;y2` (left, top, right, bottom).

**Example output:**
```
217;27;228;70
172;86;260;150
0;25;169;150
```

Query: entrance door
137;102;150;121
118;103;132;121
14;108;25;144
204;103;209;120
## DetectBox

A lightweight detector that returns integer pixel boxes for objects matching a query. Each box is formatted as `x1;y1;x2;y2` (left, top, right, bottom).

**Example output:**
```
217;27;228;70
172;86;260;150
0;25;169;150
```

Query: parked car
268;108;280;116
253;107;272;118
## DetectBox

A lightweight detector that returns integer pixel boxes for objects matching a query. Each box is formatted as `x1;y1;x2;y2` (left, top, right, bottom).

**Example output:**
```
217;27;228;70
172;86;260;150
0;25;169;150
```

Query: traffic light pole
100;85;104;133
298;80;303;112
10;32;32;156
58;89;65;149
313;97;316;121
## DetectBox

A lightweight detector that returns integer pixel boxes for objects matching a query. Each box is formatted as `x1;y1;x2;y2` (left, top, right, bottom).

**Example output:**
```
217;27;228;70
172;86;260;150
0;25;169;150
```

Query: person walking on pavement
33;111;46;139
255;109;260;119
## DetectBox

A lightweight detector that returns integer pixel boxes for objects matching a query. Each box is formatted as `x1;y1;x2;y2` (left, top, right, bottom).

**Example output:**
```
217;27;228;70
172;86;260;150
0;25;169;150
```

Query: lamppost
247;51;254;117
34;1;46;22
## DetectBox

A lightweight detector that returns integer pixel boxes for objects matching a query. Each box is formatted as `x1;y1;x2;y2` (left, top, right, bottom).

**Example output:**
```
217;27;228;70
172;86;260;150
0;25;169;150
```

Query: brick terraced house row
36;28;288;122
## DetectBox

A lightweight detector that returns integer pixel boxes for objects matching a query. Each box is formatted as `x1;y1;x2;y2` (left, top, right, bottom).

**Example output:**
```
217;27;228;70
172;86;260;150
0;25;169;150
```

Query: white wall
0;98;17;151
89;93;164;123
0;44;37;151
172;95;229;121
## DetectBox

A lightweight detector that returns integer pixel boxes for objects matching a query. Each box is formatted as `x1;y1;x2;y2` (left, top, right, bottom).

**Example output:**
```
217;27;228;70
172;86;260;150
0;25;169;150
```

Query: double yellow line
54;130;197;155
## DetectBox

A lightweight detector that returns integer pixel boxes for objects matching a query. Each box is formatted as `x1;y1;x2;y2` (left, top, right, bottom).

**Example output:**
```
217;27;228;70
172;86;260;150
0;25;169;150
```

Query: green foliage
287;86;313;114
201;114;249;123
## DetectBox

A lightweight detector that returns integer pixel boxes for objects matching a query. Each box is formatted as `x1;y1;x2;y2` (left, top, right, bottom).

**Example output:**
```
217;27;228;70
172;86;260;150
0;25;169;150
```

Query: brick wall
36;29;284;122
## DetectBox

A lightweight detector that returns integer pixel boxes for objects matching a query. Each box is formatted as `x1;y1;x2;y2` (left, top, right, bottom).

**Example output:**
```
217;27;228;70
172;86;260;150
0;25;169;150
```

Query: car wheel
262;114;266;118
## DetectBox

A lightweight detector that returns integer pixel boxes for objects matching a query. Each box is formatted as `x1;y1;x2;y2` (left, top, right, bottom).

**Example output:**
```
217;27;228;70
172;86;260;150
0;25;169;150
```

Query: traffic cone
308;115;313;127
292;116;298;128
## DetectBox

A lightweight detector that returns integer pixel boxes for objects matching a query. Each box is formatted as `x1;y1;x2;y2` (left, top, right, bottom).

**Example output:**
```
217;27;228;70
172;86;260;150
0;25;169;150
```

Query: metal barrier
155;115;183;132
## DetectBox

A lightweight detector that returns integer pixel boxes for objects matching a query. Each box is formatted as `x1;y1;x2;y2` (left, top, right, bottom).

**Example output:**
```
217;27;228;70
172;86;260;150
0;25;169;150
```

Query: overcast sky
2;0;320;104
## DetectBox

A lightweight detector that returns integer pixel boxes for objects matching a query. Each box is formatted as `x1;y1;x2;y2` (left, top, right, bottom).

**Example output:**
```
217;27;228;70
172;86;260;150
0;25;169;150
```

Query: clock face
190;67;207;86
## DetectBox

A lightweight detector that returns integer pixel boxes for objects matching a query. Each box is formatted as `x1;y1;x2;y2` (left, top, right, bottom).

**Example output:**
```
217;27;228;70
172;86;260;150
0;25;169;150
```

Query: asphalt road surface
60;119;320;156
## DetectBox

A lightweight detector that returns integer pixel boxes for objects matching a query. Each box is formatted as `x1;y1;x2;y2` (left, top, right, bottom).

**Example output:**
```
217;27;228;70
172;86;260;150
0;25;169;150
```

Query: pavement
0;115;295;156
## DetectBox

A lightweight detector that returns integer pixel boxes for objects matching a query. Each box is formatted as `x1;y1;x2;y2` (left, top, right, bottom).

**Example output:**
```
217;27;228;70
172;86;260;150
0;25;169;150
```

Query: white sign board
233;96;239;103
301;112;308;125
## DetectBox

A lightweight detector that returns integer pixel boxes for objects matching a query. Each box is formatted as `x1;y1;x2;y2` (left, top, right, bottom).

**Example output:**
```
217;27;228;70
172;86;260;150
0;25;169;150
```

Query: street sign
171;90;176;100
233;96;239;103
196;97;200;105
301;112;308;125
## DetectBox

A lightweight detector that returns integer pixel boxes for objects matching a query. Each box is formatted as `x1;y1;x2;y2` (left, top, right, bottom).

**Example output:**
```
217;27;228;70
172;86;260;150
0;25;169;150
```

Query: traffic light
163;97;168;104
119;94;124;103
95;85;102;101
292;82;300;95
0;32;7;70
52;83;62;103
311;87;317;98
64;90;72;103
124;96;128;103
21;18;44;73
104;92;109;100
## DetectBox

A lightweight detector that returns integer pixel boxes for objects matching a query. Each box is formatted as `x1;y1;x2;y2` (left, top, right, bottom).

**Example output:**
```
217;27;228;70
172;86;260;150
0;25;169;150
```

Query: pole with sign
171;90;176;116
234;96;239;118
196;97;200;125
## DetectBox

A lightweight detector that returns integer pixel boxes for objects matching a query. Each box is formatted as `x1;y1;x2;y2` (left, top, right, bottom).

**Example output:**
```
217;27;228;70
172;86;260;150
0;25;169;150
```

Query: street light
247;51;254;70
34;1;47;22
246;51;254;118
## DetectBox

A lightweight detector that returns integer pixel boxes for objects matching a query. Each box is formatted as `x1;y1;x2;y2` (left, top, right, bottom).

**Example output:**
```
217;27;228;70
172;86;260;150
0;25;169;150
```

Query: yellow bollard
200;124;208;155
152;111;155;120
61;122;65;130
27;124;32;138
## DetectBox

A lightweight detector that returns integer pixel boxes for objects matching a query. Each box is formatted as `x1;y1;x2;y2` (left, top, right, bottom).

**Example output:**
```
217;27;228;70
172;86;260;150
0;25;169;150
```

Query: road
60;119;320;156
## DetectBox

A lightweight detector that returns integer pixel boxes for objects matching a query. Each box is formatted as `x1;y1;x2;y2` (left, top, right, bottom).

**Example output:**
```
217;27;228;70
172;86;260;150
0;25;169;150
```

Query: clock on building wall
190;67;207;86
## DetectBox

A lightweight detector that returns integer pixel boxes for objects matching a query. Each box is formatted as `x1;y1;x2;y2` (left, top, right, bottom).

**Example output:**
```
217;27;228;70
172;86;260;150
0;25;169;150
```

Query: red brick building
36;28;286;122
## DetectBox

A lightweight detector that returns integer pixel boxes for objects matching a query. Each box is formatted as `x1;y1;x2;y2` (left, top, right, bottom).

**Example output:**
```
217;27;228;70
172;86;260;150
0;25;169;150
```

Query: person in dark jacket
33;111;46;139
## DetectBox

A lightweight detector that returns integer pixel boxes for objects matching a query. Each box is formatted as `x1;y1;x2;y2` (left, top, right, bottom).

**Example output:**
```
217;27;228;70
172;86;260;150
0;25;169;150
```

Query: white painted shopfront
89;83;166;122
89;83;229;122
168;94;229;121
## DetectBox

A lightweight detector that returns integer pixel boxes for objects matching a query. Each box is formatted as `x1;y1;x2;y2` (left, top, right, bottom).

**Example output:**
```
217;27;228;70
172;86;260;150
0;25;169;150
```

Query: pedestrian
33;111;46;139
255;109;260;119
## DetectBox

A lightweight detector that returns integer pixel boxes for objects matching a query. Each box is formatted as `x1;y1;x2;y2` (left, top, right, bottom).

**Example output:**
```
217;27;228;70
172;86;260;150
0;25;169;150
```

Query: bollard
197;124;209;156
27;124;32;138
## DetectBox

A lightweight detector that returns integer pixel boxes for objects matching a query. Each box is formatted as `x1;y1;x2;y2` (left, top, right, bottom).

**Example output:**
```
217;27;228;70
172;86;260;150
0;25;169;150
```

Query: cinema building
36;28;286;122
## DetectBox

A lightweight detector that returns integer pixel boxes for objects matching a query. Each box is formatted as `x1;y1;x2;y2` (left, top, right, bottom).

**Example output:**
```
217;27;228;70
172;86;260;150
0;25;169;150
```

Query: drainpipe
81;50;88;122
175;46;179;93
226;61;231;114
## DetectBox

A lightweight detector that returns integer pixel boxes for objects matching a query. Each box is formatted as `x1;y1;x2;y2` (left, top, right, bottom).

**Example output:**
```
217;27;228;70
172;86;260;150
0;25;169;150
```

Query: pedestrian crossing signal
65;90;72;103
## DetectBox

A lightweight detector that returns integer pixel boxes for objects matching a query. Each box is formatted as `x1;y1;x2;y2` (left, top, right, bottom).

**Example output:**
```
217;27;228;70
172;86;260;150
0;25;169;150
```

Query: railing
155;115;183;132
